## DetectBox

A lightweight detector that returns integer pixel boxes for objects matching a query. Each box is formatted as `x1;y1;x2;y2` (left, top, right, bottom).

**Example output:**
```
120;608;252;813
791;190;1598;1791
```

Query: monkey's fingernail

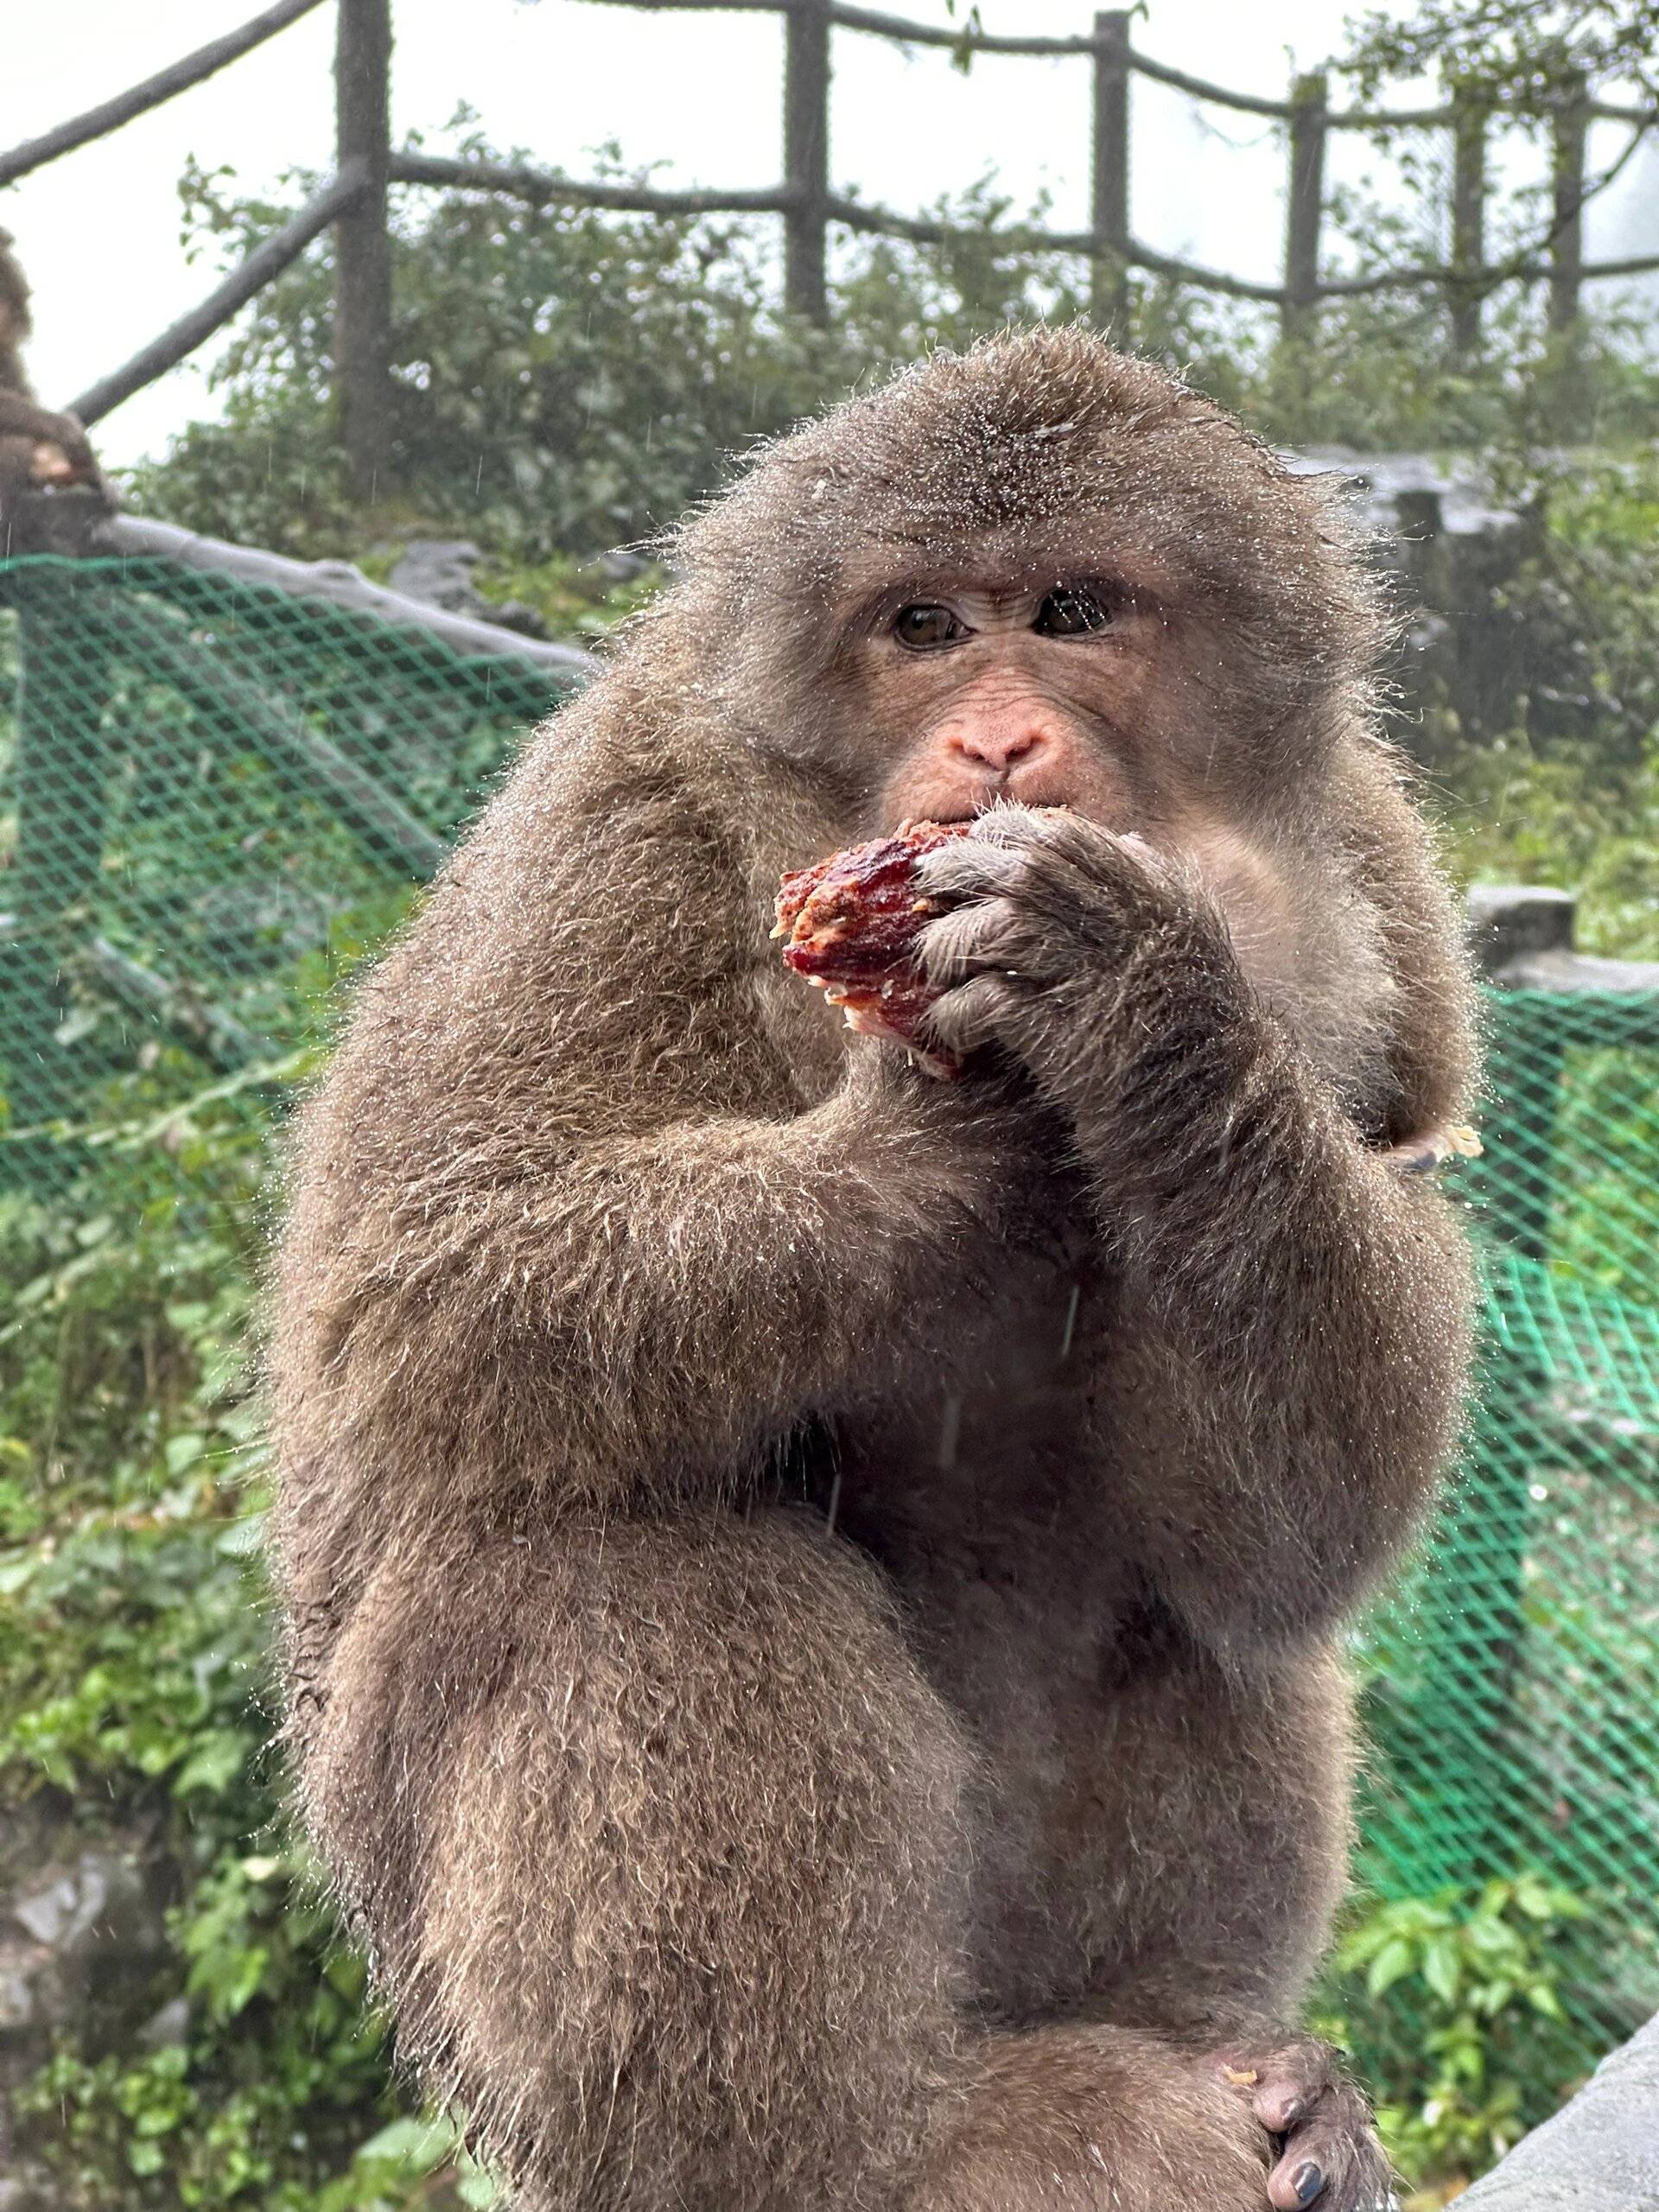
1293;2162;1325;2204
769;919;786;938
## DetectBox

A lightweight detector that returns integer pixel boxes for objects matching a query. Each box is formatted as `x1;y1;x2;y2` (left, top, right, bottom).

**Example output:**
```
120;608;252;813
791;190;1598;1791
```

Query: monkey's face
837;563;1189;835
807;538;1399;1107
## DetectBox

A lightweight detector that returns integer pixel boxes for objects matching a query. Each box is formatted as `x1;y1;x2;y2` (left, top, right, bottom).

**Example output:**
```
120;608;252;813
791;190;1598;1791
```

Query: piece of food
774;818;972;1076
1382;1124;1484;1177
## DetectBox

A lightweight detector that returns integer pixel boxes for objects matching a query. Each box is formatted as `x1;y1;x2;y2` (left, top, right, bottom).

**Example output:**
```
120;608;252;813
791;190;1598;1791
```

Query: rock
13;1859;109;1948
1457;2007;1659;2210
1468;884;1578;972
0;2169;55;2211
137;1994;191;2050
0;1971;32;2032
2;1840;171;2059
388;540;547;637
486;597;549;639
388;538;487;613
1283;448;1522;540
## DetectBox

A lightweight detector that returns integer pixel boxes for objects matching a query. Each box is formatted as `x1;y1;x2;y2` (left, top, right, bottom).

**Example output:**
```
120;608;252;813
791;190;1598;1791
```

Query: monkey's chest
830;1220;1117;1565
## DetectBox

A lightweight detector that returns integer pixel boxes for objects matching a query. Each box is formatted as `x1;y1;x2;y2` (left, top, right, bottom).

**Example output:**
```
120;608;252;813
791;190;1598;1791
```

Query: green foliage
1313;1878;1592;2195
1421;450;1659;963
0;1070;458;2208
124;137;1102;563
1342;1;1659;106
124;124;1659;569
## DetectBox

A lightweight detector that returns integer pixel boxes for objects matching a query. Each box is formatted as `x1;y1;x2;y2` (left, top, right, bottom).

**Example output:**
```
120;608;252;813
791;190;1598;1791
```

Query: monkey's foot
1216;2038;1393;2212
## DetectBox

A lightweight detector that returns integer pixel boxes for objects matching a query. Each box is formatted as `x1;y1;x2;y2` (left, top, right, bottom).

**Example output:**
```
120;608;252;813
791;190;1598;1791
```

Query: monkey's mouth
925;797;1069;824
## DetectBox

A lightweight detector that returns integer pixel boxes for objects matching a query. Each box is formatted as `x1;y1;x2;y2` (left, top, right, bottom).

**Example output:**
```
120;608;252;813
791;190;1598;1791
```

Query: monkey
0;229;102;528
268;327;1477;2212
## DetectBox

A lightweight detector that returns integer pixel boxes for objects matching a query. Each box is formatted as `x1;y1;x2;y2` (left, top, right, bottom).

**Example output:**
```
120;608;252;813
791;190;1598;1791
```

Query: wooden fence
3;0;1657;493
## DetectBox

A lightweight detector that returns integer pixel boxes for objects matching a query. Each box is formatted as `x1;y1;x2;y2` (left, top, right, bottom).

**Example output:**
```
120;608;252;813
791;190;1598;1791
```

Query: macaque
270;329;1476;2212
0;229;102;521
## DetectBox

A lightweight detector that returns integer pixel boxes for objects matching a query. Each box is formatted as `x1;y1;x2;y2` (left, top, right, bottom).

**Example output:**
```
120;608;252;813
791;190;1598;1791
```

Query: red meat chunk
774;819;973;1077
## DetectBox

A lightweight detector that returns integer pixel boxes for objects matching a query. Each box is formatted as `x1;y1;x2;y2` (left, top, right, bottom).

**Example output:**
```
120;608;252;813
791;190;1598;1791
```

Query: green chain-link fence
1;550;1656;2071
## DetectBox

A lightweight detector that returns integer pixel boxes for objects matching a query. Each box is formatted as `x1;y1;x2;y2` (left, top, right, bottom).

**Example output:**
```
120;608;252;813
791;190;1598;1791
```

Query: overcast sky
4;0;1656;466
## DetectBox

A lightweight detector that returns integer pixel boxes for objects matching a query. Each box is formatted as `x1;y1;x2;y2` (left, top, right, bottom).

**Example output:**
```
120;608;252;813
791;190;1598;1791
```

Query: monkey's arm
280;1031;1022;1519
915;807;1473;1649
0;392;99;481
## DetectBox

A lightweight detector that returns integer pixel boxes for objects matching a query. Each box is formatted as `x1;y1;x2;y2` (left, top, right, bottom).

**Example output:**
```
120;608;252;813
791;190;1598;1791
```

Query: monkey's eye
893;603;968;652
1033;584;1116;638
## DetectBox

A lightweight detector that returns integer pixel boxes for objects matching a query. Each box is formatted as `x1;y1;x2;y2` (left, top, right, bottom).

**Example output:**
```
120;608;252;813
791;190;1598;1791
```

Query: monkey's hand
1217;2040;1394;2212
912;803;1243;1114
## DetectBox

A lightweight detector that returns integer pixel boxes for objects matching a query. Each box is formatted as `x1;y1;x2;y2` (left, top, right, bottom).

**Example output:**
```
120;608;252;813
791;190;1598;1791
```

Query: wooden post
784;0;830;325
1548;73;1589;339
1282;71;1327;340
1090;10;1132;331
334;0;393;499
1450;87;1488;363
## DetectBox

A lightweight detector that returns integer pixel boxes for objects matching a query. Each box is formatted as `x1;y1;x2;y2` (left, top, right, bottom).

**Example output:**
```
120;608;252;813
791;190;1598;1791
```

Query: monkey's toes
1218;2041;1392;2212
1265;2082;1391;2212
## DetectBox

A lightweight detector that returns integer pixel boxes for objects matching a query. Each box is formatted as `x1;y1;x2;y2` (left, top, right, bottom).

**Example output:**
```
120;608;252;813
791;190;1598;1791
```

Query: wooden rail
71;172;365;428
0;0;327;191
3;0;1656;491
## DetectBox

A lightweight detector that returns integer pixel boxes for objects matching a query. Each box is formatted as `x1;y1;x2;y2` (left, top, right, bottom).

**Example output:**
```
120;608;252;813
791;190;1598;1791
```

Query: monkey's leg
297;1504;976;2212
1061;1644;1391;2212
297;1507;1279;2212
910;2021;1270;2212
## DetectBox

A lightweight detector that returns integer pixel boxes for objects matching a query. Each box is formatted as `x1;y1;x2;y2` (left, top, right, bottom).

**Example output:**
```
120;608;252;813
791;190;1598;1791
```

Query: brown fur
268;330;1476;2210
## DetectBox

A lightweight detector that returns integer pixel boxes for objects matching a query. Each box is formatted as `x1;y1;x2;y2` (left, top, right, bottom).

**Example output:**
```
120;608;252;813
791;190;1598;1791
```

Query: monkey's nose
948;722;1047;772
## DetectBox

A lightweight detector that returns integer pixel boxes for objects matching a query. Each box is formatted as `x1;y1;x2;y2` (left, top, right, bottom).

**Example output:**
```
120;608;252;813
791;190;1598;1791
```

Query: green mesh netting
1359;995;1659;2061
1;552;1656;2068
0;555;573;1146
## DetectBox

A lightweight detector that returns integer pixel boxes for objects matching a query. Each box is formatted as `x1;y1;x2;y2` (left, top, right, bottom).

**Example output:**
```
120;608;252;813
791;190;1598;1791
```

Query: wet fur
269;331;1476;2209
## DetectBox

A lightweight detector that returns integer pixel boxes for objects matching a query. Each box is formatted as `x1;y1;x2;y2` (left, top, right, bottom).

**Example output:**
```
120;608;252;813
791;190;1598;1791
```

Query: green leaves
1319;1876;1593;2192
0;1099;430;2207
1341;2;1659;111
128;137;1106;565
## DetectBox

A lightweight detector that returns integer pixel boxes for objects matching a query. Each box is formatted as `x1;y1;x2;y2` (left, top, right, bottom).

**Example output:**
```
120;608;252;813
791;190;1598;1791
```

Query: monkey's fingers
1381;1124;1484;1178
916;972;1027;1063
1229;2037;1336;2135
914;836;1029;903
1213;2041;1390;2212
918;829;1133;977
913;897;1027;988
965;804;1164;887
922;805;1202;973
